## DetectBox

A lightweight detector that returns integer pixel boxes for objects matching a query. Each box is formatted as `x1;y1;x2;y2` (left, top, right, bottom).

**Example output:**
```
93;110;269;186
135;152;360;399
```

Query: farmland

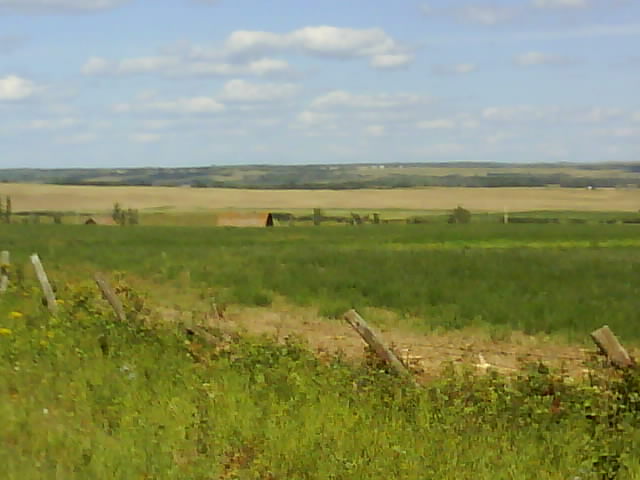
2;221;640;340
2;219;640;478
2;182;640;215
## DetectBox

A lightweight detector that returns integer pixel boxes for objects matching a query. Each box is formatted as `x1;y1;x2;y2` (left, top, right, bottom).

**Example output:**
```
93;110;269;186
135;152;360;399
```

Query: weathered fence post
590;325;635;368
30;254;58;314
343;309;417;385
94;273;127;322
0;250;9;293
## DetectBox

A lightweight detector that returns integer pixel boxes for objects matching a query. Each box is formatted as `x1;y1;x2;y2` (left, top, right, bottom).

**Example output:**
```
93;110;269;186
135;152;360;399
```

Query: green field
2;222;640;340
2;222;640;479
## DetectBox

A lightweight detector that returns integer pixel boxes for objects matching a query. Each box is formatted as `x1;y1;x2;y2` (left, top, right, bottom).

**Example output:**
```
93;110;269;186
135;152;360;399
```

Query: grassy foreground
2;223;640;341
1;280;640;479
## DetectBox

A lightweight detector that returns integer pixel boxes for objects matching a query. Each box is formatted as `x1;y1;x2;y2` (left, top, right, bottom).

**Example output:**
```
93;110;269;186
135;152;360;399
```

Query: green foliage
1;281;640;478
448;205;471;224
3;223;640;341
112;202;139;226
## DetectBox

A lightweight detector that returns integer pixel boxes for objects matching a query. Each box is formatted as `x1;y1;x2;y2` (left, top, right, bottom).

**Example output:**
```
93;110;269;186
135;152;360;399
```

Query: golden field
1;183;639;213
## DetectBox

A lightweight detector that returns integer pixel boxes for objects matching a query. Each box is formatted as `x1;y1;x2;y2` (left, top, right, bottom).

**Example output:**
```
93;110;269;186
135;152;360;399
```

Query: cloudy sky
1;0;639;168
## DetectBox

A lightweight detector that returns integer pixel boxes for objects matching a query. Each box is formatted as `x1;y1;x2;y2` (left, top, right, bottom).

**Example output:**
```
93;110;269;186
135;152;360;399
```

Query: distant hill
2;162;640;189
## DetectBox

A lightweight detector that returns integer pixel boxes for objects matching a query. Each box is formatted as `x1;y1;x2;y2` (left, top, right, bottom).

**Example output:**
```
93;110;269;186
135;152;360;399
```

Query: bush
448;206;471;224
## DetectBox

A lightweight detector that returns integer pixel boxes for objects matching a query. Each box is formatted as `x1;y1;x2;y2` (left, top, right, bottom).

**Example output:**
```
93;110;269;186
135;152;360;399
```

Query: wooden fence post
343;309;417;385
94;273;127;322
590;325;635;368
30;254;58;314
0;251;9;293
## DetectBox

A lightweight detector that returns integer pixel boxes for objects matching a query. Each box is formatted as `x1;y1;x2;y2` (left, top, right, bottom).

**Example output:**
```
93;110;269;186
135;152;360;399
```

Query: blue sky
0;0;638;168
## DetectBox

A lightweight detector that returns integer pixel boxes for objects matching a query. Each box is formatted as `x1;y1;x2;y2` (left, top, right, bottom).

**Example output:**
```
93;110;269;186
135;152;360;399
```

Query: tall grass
2;283;639;479
2;223;640;340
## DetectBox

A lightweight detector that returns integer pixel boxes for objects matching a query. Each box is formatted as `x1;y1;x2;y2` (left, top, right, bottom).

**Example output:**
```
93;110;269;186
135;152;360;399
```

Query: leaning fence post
94;273;127;322
590;325;635;368
343;309;418;385
30;254;58;314
0;251;9;293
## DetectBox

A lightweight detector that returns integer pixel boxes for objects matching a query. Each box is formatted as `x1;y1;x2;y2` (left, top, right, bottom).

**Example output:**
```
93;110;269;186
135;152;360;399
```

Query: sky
0;0;639;168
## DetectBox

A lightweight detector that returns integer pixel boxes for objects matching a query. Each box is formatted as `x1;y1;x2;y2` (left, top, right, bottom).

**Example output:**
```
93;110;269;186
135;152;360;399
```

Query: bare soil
163;303;628;382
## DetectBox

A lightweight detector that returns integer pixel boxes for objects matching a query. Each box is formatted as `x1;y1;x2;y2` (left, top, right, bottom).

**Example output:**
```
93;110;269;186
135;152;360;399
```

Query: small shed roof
216;212;274;227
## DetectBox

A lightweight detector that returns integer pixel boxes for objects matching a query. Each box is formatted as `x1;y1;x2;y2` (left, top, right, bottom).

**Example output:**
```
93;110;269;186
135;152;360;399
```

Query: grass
2;183;640;213
2;222;640;342
3;222;640;478
1;281;640;479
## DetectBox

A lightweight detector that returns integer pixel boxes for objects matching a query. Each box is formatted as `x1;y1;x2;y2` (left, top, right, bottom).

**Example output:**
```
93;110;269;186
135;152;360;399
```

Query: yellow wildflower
0;327;12;336
9;311;23;319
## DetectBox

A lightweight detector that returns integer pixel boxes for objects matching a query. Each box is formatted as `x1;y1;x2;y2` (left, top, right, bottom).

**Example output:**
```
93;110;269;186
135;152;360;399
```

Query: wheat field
1;183;639;213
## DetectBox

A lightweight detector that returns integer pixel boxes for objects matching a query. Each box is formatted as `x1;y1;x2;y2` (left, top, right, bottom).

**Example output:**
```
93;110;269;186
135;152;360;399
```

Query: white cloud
0;0;129;12
219;79;299;102
130;133;161;143
510;24;640;41
82;25;411;79
579;107;624;123
55;133;97;144
81;56;112;75
514;51;572;66
115;97;226;114
0;74;37;101
118;56;180;74
140;119;175;130
631;112;640;122
29;117;77;129
604;127;640;138
417;119;456;129
81;55;291;77
224;26;413;69
365;125;385;136
292;111;337;131
482;105;557;122
532;0;589;8
310;90;429;110
432;63;477;75
369;53;413;69
460;5;516;25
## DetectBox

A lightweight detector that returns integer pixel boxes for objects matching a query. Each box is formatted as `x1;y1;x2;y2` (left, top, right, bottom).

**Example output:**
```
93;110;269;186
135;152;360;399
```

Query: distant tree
53;213;63;224
126;208;139;225
5;196;11;224
112;202;126;226
112;202;122;223
448;206;471;224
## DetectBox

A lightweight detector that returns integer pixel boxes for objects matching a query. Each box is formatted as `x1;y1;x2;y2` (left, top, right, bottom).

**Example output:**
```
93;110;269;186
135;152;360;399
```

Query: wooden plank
94;273;127;322
590;325;635;368
343;309;417;385
0;250;9;293
30;254;58;314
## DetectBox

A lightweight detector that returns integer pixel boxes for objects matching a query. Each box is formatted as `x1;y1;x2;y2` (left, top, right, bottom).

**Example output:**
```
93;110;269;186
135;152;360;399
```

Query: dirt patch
161;303;621;381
